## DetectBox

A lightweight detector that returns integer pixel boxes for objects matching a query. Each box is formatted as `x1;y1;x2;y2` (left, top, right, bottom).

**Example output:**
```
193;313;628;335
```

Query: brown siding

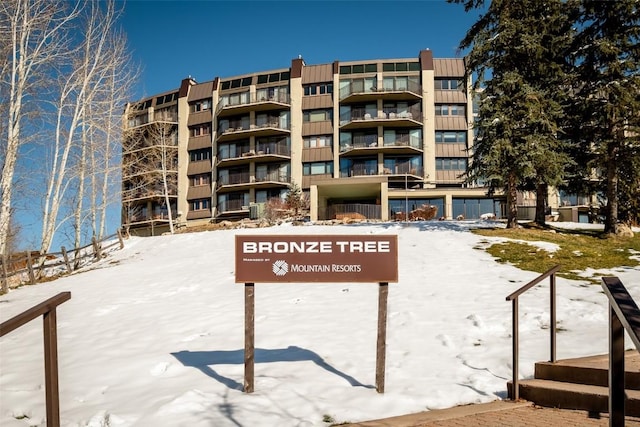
302;147;333;162
188;110;212;126
434;59;465;77
436;170;464;182
188;136;212;150
187;160;212;175
291;58;304;78
302;121;333;136
435;116;468;130
187;209;211;220
434;90;467;103
302;94;333;110
302;174;332;189
188;81;214;101
420;50;434;71
435;143;467;157
187;185;212;200
302;64;334;84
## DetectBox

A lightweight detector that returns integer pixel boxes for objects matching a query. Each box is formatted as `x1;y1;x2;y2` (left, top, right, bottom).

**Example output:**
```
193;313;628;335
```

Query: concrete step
508;379;640;416
534;351;640;390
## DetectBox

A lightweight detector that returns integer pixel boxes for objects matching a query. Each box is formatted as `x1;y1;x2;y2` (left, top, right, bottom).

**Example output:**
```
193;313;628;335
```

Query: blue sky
121;0;481;100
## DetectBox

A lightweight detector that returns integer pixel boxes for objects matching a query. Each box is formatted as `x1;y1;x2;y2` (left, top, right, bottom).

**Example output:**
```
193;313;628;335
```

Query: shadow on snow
171;345;375;391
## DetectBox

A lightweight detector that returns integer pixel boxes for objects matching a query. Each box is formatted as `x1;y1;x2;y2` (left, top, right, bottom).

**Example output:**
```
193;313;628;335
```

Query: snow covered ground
1;221;639;427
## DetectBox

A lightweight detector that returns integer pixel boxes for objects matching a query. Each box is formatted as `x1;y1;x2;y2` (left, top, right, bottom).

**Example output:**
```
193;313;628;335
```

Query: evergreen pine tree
451;0;575;227
567;0;640;234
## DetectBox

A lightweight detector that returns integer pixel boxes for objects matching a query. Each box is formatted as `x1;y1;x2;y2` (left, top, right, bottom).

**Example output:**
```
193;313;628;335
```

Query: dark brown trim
420;49;434;71
212;77;219;91
291;58;304;78
179;78;195;98
332;60;339;75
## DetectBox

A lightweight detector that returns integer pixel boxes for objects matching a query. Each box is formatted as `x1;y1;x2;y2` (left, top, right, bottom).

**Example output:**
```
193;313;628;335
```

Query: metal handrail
506;264;560;400
601;276;640;427
0;292;72;427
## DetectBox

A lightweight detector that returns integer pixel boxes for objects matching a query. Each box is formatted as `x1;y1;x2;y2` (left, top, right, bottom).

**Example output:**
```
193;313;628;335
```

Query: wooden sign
235;235;398;283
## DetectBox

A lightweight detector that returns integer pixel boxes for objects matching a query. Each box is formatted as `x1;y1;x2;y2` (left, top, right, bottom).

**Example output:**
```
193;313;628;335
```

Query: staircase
508;351;640;416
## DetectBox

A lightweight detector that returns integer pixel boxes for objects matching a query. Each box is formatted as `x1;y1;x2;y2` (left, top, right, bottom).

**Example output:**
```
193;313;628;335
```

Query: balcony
217;199;249;215
254;172;290;187
216;92;291;117
383;164;424;177
217;142;291;167
216;121;290;143
340;80;422;103
340;108;422;130
217;171;251;190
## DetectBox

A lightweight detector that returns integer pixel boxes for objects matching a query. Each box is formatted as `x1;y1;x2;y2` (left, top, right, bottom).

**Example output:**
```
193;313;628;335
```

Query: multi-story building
122;50;505;235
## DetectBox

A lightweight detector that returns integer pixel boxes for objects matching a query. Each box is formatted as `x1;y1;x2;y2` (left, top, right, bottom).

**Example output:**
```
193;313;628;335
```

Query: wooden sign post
236;235;398;394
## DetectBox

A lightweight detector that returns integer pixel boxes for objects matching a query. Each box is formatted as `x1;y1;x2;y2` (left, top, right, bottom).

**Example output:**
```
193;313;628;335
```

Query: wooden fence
0;230;125;292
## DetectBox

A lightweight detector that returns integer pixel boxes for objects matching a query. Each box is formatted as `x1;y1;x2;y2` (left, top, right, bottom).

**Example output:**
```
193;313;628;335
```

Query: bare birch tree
122;117;178;235
0;0;79;264
40;0;133;253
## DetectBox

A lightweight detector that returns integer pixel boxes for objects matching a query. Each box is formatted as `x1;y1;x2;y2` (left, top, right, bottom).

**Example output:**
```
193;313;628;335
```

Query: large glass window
435;131;467;143
303;161;333;175
435;79;463;90
189;149;211;162
435;104;466;116
435;158;468;170
303;135;332;148
303;109;332;122
190;99;212;113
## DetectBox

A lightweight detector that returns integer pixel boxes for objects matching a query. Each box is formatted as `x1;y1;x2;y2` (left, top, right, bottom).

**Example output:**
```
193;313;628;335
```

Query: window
191;174;210;186
190;99;212;113
435;105;466;116
435;79;463;90
156;93;178;105
128;114;147;127
303;109;332;122
221;77;252;91
190;149;211;162
190;199;210;211
220;91;250;107
303;83;333;96
303;135;332;148
339;63;377;74
384;129;421;147
383;62;420;72
303;161;333;175
256;71;290;84
435;131;467;143
256;85;289;102
189;123;211;137
155;106;177;121
436;158;468;170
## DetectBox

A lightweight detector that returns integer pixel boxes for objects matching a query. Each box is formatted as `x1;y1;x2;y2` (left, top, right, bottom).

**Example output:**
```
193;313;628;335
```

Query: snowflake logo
272;260;288;276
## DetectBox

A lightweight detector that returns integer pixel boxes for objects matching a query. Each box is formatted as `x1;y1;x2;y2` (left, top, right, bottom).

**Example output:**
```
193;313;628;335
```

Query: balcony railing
339;80;422;100
216;93;291;113
126;211;177;224
217;172;251;188
217;199;249;213
256;142;291;157
217;121;290;137
218;146;251;161
340;165;378;177
255;173;290;184
383;136;422;150
383;165;423;176
339;107;422;125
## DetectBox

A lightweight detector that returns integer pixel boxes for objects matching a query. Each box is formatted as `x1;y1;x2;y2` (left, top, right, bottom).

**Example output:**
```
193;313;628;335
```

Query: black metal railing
600;276;640;427
506;264;560;400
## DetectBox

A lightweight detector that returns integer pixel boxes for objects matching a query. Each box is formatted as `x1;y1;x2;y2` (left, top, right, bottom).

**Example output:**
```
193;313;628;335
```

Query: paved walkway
344;400;640;426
